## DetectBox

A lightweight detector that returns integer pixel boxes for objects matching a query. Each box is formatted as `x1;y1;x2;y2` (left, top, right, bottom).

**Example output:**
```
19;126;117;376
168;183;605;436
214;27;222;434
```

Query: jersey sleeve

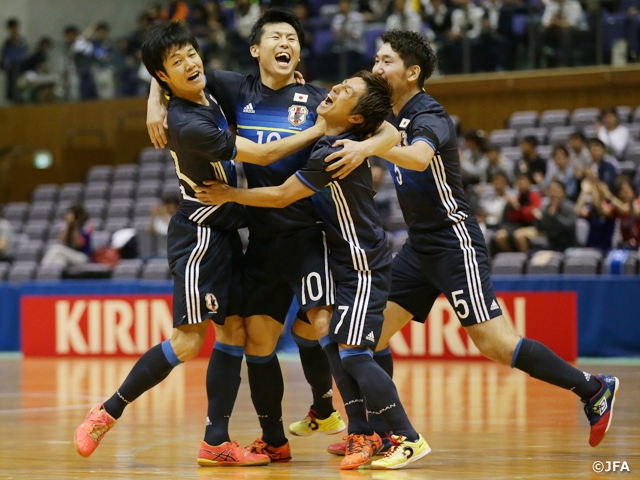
178;120;237;161
410;112;450;152
295;145;334;192
206;69;244;125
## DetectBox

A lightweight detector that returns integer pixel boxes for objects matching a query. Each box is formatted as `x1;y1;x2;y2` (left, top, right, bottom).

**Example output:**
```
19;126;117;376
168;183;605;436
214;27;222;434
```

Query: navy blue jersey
208;69;328;235
166;89;245;230
388;92;470;238
296;131;391;271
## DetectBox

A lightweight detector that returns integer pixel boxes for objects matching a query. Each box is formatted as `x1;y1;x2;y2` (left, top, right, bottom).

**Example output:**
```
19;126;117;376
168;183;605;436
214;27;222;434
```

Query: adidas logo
490;300;499;311
322;389;333;399
583;372;591;381
242;103;255;113
206;416;211;426
365;331;375;342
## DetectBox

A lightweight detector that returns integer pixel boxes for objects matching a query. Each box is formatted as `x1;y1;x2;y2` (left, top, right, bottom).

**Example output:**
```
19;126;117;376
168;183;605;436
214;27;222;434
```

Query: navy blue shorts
242;227;334;323
389;217;502;327
328;260;390;348
167;212;244;327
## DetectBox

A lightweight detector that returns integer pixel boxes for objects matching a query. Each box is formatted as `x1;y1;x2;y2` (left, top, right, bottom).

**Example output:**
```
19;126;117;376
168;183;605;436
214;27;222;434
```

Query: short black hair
588;137;605;149
7;18;19;29
380;30;437;86
549;179;566;193
569;131;585;141
64;25;79;35
162;194;180;206
552;144;569;157
249;8;304;47
141;21;199;93
521;135;538;147
349;71;393;139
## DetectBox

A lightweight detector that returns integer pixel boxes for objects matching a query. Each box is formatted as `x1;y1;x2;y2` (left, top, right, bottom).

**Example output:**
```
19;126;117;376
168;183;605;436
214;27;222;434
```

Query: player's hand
294;70;306;85
147;102;169;149
325;139;369;179
194;180;231;205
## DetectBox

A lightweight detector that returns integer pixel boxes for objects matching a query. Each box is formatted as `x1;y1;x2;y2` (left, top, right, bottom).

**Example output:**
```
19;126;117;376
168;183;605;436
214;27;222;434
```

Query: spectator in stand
422;0;452;46
1;18;28;102
544;144;579;201
599;180;640;249
471;10;506;72
575;175;616;252
234;0;262;42
460;129;488;186
41;205;94;268
188;4;210;38
0;207;13;262
597;106;630;161
485;143;514;183
531;180;578;251
202;2;230;71
514;135;547;185
541;0;587;67
146;3;164;23
331;0;367;77
90;22;116;99
588;137;618;191
478;169;512;230
163;1;190;22
494;173;543;252
360;0;395;22
17;37;56;103
386;0;424;33
151;195;179;256
439;0;484;73
568;131;592;173
292;1;314;80
62;25;97;100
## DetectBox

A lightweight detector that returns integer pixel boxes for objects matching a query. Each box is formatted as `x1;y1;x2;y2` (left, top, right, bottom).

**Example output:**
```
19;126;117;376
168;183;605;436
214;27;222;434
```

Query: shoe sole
74;437;93;458
197;458;270;467
371;446;432;470
340;456;374;470
289;424;346;437
591;377;620;447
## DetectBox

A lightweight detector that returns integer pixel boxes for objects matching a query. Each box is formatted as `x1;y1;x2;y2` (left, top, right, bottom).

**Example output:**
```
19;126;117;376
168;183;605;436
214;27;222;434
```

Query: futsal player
74;21;331;466
146;9;399;461
194;70;430;471
325;30;620;454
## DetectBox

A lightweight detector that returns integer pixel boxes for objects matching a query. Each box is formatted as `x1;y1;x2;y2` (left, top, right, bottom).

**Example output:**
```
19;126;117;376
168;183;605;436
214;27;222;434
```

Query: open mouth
320;94;334;108
275;52;291;66
188;71;201;81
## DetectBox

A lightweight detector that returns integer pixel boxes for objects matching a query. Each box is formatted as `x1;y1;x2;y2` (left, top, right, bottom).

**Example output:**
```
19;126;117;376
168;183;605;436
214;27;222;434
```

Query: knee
171;334;204;362
473;333;518;366
245;330;278;356
216;317;246;346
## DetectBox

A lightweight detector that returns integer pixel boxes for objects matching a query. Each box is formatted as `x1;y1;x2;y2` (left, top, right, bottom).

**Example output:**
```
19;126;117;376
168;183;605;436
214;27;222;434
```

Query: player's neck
392;86;422;116
325;121;350;137
175;88;209;106
260;67;295;90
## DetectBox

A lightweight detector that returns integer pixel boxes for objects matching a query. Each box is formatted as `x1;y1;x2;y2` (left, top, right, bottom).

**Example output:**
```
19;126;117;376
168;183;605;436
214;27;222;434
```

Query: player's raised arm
324;120;400;179
194;175;314;209
233;118;325;166
147;78;169;149
378;139;436;172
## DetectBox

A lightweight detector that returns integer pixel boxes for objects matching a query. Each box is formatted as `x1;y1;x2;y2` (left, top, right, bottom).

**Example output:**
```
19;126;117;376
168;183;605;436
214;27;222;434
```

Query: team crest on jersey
399;118;411;128
205;293;219;312
288;105;308;126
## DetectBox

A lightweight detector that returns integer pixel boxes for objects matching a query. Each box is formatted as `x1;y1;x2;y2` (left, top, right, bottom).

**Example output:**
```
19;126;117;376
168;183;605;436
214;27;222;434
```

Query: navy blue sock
320;337;371;435
292;332;335;419
104;341;180;419
246;351;287;447
340;348;418;442
204;342;243;446
368;347;394;437
512;337;600;400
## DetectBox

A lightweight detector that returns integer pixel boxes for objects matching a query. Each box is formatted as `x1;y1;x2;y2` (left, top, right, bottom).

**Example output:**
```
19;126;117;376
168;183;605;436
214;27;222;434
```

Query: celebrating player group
73;8;620;472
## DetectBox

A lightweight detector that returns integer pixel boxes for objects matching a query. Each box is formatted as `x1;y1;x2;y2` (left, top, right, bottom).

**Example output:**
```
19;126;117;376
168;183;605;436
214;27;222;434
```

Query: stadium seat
134;197;160;219
139;147;172;165
104;217;131;234
27;202;54;222
8;220;23;235
634;106;640;123
141;261;171;280
539;109;569;129
163;163;177;181
84;182;110;201
536;144;553;160
625;143;640;166
548;126;577;145
364;24;385;68
92;230;112;251
500;146;522;162
627;123;640;141
489;129;517;148
527;250;563;274
603;250;638;274
8;261;37;282
14;241;44;262
519;127;548;145
137;180;162;200
86;165;112;184
23;221;50;242
2;202;29;223
46;222;64;242
58;183;84;203
84;199;108;222
107;199;134;219
508;111;538;130
113;164;139;182
616;106;632;124
139;163;164;182
391;230;409;255
312;28;334;56
36;264;64;281
112;259;144;279
109;181;136;200
133;218;155;258
617;161;637;176
31;184;59;203
161;181;181;199
0;262;10;280
491;252;527;275
65;263;112;279
571;108;600;131
564;256;600;274
582;124;597;140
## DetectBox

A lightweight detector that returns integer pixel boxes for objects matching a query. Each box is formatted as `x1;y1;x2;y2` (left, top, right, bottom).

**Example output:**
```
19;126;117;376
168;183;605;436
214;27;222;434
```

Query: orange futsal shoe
197;440;270;466
339;432;383;470
246;438;292;463
74;404;116;457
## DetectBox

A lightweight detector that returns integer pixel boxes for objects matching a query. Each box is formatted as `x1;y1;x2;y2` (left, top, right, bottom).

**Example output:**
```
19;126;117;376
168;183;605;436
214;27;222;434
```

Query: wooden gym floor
0;355;638;479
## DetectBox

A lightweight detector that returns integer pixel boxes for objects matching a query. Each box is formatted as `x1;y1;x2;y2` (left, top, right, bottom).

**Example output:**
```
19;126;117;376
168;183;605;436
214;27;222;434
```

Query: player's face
373;43;409;93
317;77;366;125
157;44;205;96
252;22;300;77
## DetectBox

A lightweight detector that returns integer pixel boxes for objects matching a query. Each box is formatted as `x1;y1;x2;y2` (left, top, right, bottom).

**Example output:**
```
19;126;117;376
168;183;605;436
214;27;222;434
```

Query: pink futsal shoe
74;404;116;457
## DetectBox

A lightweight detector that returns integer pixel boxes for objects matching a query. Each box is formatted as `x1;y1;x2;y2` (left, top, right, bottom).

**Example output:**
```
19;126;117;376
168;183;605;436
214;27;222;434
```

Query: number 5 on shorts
451;289;469;319
334;306;349;334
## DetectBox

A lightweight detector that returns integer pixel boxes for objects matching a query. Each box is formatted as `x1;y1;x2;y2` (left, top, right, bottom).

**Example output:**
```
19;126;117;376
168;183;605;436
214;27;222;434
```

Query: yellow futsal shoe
370;434;431;470
289;408;346;436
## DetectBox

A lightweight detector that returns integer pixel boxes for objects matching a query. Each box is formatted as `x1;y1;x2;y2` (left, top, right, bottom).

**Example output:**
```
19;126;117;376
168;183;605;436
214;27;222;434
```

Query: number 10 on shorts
301;272;323;305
